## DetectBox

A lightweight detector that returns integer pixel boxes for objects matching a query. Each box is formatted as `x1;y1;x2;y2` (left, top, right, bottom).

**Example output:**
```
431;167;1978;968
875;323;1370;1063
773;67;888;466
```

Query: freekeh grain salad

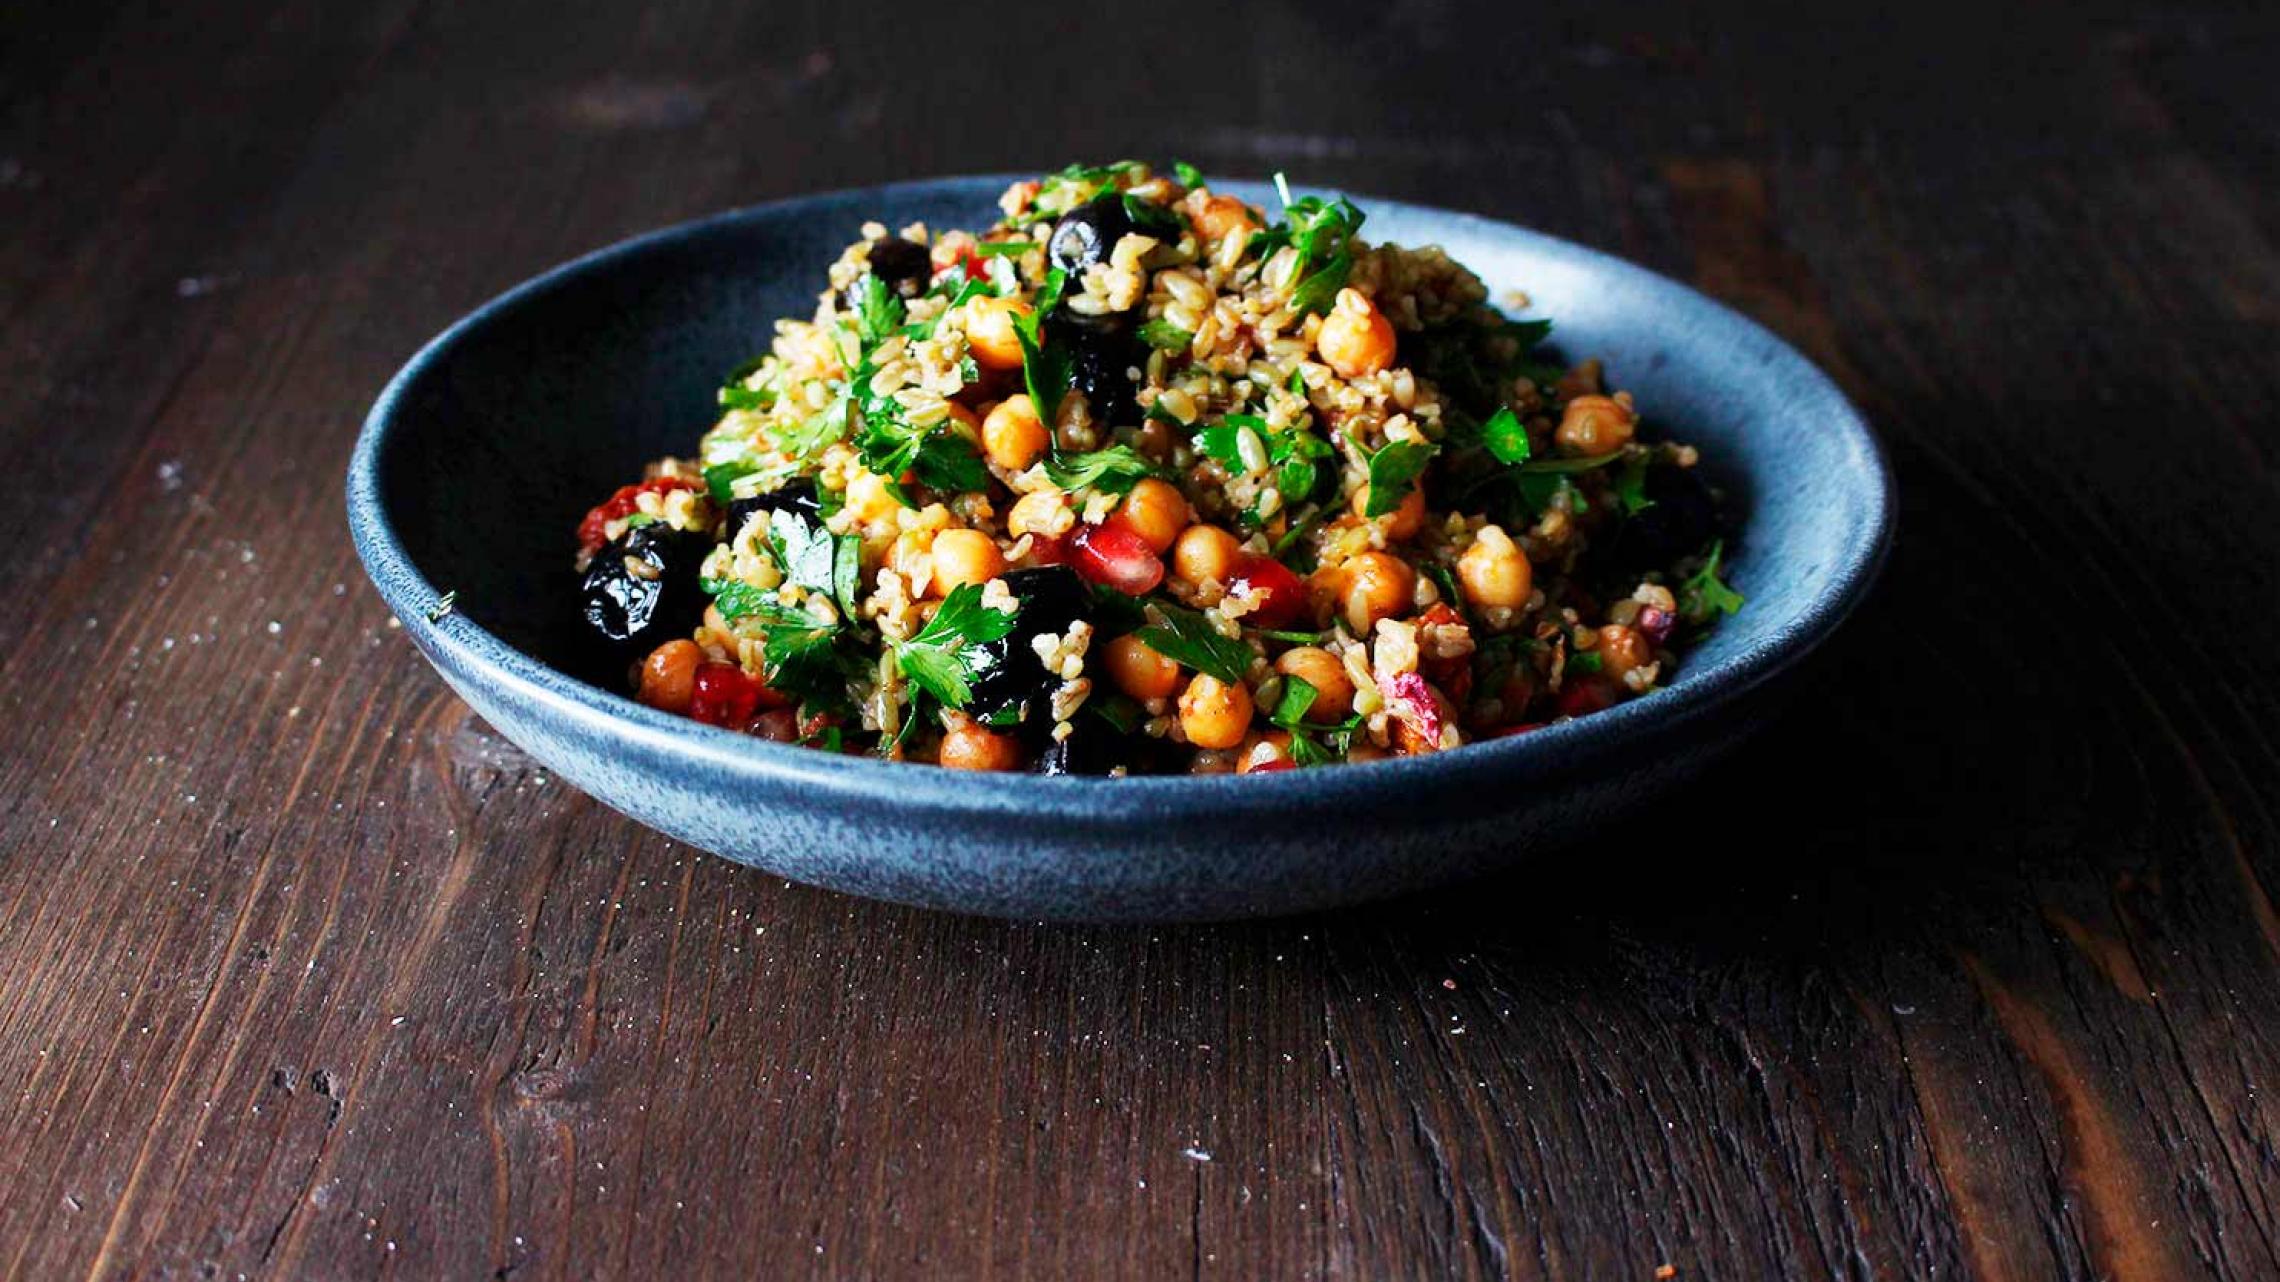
573;162;1742;774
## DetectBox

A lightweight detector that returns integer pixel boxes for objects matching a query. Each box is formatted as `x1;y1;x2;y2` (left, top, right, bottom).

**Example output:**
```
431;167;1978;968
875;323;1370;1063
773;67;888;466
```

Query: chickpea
1457;525;1533;610
939;722;1022;771
982;394;1048;470
1555;393;1637;454
1100;634;1183;700
1177;674;1255;750
929;528;1006;596
842;469;902;525
1188;192;1262;242
1338;551;1416;635
637;639;701;714
1111;478;1190;554
1315;287;1396;379
965;295;1032;371
1171;523;1243;586
944;402;980;437
1594;623;1654;679
1350;483;1427;541
1236;731;1295;774
1273;646;1355;720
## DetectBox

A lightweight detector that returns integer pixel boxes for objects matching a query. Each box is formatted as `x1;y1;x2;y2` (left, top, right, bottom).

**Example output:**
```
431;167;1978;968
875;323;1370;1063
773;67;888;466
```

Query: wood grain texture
4;1;2278;1277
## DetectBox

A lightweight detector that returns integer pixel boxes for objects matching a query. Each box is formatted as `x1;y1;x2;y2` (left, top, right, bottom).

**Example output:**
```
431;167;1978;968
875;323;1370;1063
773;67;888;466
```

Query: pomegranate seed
1556;677;1616;719
1248;758;1298;773
1229;554;1306;628
1636;605;1676;643
1071;522;1164;596
577;477;700;555
690;662;760;729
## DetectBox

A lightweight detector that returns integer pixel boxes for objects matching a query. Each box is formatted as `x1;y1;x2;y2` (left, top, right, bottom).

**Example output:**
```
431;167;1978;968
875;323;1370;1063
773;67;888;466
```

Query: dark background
5;1;2279;1277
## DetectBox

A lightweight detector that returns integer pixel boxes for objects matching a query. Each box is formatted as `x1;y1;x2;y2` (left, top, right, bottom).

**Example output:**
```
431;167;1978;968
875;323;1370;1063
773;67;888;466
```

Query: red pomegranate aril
690;662;761;729
1071;522;1164;596
1556;676;1616;719
1229;554;1305;628
1247;758;1298;773
577;477;700;555
1025;531;1073;566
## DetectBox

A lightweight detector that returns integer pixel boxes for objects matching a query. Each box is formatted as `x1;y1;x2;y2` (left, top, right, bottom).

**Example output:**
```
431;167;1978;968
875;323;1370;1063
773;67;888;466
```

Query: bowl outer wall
346;174;1893;922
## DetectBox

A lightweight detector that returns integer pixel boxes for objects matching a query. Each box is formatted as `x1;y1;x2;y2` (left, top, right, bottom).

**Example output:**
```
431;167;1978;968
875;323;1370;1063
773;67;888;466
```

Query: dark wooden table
7;1;2279;1276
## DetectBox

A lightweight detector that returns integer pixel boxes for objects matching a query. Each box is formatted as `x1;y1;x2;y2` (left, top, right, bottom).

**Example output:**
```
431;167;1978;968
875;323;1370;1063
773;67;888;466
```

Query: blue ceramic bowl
347;175;1892;922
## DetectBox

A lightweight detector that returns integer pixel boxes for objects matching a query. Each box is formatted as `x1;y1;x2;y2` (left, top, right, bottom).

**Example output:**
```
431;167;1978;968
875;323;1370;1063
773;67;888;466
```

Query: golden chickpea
1338;551;1416;635
1594;623;1654;678
939;722;1022;771
1188;192;1262;242
1235;731;1294;774
965;295;1032;371
637;639;701;714
1100;633;1183;700
1111;478;1190;554
982;394;1049;470
944;402;980;436
1273;646;1355;720
1350;483;1427;541
842;469;902;525
1315;287;1396;379
1457;525;1533;610
1177;674;1255;750
929;528;1006;596
1555;393;1637;454
1171;523;1243;586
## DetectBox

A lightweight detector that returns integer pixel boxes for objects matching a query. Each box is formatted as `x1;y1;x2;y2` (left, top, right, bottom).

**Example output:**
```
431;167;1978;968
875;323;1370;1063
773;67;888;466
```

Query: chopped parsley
1042;445;1164;496
1131;602;1253;684
1173;160;1204;189
1250;179;1366;316
1195;415;1333;524
893;583;1017;708
1087;691;1146;735
1480;406;1532;465
853;275;906;344
1013;268;1072;421
1137;318;1193;352
703;460;756;504
1680;539;1745;622
1364;440;1437;517
975;239;1034;257
1265;675;1363;766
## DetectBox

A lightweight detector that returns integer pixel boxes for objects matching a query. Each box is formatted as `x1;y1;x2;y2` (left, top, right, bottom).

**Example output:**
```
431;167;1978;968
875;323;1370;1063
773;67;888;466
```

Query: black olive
1033;717;1128;776
967;565;1091;725
579;523;709;655
1052;316;1142;429
838;237;933;312
724;481;821;541
1048;193;1142;277
1032;714;1181;776
1601;465;1724;577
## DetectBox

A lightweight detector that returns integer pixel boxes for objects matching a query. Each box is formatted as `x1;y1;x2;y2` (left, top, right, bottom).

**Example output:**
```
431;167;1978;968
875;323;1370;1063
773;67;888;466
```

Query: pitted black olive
579;522;709;654
1601;465;1724;578
1032;713;1178;776
1056;319;1142;429
1048;193;1142;277
724;481;821;541
1034;719;1120;776
838;237;933;312
967;565;1092;725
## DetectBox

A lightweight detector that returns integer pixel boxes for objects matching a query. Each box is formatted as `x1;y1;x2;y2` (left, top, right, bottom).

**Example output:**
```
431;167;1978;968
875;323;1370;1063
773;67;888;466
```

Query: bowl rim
346;171;1894;823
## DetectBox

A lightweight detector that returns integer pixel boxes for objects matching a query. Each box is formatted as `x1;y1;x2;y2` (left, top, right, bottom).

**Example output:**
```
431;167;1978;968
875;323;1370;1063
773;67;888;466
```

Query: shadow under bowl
347;175;1893;922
